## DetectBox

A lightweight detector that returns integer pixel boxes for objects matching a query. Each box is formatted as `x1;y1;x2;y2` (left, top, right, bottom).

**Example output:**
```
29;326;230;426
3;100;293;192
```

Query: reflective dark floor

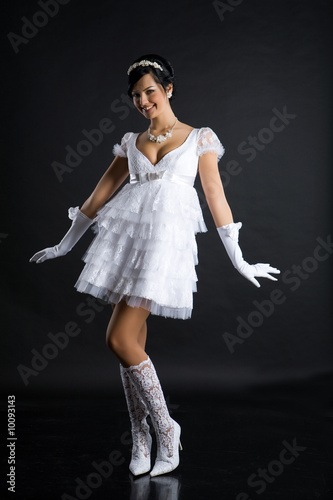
4;378;333;500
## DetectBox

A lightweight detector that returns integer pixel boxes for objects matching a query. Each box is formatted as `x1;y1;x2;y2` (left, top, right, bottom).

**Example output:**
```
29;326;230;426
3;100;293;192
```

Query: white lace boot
120;364;152;475
126;356;182;477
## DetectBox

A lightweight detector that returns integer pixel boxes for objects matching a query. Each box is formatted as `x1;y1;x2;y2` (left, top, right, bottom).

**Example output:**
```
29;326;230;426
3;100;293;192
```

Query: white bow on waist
129;170;195;187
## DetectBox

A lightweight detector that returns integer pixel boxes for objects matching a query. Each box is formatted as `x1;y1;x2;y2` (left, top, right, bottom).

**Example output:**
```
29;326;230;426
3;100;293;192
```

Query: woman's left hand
235;261;280;288
217;222;281;288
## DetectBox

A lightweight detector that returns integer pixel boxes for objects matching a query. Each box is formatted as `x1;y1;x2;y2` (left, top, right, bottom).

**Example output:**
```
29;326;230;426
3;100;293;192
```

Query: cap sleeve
197;127;225;162
112;132;132;158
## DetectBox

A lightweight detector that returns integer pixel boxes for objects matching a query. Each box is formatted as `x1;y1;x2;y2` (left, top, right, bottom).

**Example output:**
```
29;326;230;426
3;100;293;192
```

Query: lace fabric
196;127;225;162
120;364;152;474
127;357;175;460
74;126;224;319
112;131;132;157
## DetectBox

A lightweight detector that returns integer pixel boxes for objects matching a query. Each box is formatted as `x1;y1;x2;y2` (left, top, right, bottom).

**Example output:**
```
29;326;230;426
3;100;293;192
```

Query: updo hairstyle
127;54;176;102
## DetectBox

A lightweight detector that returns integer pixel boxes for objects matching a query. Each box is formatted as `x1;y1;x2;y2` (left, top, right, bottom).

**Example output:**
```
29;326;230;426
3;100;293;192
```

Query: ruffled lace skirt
74;180;207;319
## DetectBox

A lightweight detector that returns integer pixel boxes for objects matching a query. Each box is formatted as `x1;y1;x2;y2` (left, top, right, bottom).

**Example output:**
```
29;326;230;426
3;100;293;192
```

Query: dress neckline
134;128;196;167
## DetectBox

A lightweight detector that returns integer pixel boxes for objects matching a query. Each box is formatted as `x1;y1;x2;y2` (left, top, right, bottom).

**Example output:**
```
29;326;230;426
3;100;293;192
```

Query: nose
138;94;150;107
140;99;149;108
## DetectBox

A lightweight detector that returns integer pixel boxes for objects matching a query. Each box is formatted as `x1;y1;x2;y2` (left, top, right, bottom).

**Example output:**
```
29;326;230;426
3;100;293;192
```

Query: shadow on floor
2;378;333;500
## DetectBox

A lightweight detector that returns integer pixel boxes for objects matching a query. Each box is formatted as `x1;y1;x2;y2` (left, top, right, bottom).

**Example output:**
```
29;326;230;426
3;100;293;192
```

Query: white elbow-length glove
29;206;94;264
217;222;280;288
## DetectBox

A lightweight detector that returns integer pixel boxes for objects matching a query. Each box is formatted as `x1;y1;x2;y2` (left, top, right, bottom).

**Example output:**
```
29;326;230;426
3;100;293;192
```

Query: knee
139;321;147;335
106;329;131;357
106;332;118;353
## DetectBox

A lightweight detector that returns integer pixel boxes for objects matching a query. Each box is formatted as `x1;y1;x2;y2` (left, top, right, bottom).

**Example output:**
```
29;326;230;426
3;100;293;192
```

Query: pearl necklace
148;117;178;143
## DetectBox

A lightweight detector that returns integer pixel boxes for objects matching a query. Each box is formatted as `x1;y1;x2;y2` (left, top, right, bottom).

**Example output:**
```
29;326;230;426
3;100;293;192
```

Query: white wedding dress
73;126;225;320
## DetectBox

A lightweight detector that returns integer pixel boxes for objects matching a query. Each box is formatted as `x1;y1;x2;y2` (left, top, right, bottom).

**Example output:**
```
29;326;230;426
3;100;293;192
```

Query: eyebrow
132;86;155;95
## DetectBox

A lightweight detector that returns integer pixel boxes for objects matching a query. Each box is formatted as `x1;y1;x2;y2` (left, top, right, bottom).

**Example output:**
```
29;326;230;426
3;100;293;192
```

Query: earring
167;92;172;98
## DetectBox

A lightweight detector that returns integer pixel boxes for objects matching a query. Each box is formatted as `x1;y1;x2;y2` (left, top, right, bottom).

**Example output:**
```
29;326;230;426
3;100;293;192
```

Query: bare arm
199;151;280;286
80;155;129;219
198;152;233;227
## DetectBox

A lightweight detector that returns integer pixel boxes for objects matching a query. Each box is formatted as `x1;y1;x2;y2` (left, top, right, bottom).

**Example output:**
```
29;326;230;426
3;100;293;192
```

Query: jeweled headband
127;60;163;75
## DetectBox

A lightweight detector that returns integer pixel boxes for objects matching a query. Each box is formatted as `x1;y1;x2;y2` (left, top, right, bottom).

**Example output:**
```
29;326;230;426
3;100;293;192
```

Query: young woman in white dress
30;54;280;477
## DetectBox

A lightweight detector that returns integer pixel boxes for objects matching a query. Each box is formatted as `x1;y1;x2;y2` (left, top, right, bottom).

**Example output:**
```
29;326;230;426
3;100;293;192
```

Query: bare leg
107;299;150;367
112;303;147;351
138;320;147;351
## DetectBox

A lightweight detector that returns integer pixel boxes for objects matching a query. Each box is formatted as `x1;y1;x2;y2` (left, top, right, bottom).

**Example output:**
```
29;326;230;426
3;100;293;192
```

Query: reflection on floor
7;379;333;499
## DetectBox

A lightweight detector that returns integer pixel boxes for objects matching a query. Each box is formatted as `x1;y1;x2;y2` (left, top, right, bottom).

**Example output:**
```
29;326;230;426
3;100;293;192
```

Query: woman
30;54;280;477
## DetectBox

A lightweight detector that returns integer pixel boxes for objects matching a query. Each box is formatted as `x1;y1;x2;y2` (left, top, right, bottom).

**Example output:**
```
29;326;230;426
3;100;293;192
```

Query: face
131;73;172;118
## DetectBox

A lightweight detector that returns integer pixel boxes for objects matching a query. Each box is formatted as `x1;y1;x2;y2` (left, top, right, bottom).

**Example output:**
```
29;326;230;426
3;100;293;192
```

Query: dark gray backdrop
1;0;332;395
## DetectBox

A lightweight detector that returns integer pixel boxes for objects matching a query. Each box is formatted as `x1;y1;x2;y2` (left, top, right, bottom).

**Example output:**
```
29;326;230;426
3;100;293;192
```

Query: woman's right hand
29;155;129;265
29;245;66;264
29;207;94;264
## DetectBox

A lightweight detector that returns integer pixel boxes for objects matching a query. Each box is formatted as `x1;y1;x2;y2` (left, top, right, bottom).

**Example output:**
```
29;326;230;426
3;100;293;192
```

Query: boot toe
150;457;179;477
129;457;151;476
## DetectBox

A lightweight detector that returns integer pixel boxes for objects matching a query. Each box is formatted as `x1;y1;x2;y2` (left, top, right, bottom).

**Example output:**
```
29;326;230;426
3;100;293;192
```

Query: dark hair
127;54;176;102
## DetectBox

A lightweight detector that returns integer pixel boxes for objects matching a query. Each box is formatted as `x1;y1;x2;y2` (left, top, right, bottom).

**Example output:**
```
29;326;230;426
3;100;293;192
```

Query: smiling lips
142;105;155;112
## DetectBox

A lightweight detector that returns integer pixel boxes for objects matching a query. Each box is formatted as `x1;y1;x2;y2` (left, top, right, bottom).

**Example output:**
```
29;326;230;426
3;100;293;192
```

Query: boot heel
179;440;183;451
